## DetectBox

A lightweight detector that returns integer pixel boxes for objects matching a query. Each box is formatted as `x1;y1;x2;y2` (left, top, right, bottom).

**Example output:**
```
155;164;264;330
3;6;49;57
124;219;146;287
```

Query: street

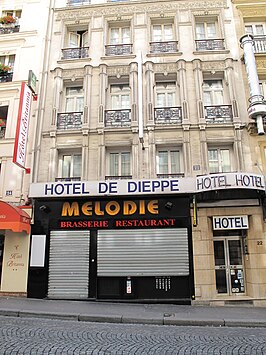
0;315;265;354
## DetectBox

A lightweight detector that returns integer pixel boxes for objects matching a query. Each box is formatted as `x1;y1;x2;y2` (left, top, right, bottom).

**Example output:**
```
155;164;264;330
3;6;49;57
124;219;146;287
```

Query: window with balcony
203;79;232;123
67;0;91;5
57;86;84;129
0;55;15;82
105;81;131;127
106;150;131;179
246;23;266;53
106;22;132;56
195;17;224;51
154;80;181;124
56;152;82;181
156;148;183;178
0;10;21;34
150;20;177;53
208;147;231;173
0;105;8;139
62;27;89;59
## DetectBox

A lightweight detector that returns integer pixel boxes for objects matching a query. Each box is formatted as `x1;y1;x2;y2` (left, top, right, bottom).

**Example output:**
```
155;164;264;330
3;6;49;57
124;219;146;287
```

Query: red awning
0;201;31;234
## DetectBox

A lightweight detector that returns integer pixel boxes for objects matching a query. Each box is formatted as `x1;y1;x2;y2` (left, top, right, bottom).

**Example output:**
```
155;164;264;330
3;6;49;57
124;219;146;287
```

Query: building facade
28;0;266;305
0;0;50;296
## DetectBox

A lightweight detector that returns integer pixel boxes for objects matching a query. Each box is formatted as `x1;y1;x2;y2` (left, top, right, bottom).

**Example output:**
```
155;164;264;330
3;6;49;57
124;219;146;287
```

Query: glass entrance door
214;238;245;295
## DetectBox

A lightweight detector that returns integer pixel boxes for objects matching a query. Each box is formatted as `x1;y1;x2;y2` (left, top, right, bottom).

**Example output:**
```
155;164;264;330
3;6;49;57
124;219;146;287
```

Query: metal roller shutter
98;228;189;277
48;230;90;299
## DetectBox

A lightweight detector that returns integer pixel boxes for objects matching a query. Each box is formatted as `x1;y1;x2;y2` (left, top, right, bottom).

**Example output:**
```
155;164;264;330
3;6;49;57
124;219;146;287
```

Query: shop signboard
213;215;249;230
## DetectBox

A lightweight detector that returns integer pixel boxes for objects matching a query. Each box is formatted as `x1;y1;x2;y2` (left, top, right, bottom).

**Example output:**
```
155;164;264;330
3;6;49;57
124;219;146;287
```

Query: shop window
56;152;82;181
207;147;232;173
62;26;89;59
57;86;84;130
156;148;182;177
106;22;131;56
0;105;8;138
106;150;131;179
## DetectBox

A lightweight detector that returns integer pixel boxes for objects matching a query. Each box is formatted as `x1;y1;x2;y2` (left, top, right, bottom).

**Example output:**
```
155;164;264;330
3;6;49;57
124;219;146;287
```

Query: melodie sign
29;172;265;198
13;82;32;169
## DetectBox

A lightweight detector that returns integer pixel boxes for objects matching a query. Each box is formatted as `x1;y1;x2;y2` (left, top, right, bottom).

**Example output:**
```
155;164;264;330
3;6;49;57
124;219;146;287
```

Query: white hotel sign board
213;215;249;230
29;172;265;198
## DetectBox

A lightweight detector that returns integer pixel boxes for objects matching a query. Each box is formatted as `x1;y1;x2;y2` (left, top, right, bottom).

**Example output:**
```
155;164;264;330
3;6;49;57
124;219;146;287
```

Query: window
156;149;181;175
110;26;130;44
65;87;84;112
203;80;223;106
156;82;176;107
259;81;266;98
245;23;265;36
152;23;174;42
0;106;8;138
108;151;131;177
68;30;88;48
0;55;15;72
110;85;130;109
58;153;82;180
196;20;217;40
1;10;21;22
208;148;231;173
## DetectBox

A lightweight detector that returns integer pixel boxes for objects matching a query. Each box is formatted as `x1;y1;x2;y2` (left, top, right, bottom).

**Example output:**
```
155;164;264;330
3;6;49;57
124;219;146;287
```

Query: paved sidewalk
0;297;266;327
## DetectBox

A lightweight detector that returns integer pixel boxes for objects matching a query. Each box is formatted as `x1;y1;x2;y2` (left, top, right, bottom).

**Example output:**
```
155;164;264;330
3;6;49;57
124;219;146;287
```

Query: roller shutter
98;228;189;277
48;230;90;299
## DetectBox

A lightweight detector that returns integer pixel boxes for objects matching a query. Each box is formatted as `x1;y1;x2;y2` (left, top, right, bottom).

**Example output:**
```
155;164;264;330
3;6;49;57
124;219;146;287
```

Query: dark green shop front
28;196;194;303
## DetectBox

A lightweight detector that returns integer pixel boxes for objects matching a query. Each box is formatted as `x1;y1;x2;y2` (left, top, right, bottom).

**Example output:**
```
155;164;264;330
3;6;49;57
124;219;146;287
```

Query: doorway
214;237;245;295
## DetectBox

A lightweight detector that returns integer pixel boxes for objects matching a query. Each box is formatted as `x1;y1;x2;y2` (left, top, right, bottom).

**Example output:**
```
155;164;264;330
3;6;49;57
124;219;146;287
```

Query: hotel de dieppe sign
29;172;265;198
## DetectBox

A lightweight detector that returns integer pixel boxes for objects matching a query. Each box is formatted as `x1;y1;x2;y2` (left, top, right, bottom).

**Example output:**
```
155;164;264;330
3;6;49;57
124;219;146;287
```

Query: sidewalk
0;297;266;328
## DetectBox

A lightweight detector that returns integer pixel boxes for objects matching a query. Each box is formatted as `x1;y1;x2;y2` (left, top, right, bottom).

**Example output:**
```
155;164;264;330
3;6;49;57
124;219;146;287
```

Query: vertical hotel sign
13;82;32;169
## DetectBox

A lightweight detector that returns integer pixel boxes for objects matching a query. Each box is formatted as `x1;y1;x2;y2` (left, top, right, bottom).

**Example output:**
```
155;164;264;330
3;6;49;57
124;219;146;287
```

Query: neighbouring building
0;0;50;296
27;0;266;305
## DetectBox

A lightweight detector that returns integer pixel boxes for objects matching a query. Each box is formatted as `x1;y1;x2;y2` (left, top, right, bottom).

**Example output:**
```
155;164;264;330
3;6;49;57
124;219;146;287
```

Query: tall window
203;80;223;106
157;149;181;175
208;148;231;173
152;23;174;42
0;55;15;72
68;30;88;48
195;20;217;39
156;82;176;107
65;87;84;112
110;85;130;109
60;153;82;179
110;26;130;44
0;106;8;139
109;151;131;177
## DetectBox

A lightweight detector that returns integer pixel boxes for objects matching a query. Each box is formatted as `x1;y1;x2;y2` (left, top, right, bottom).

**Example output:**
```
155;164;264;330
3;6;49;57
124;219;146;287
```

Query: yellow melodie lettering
147;200;159;214
95;201;104;216
139;200;145;214
123;201;137;215
82;202;93;216
106;201;120;215
61;202;79;216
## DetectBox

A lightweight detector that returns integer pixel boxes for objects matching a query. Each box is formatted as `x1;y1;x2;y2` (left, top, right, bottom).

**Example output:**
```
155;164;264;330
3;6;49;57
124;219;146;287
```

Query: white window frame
107;150;131;177
58;152;82;179
64;86;84;113
110;84;130;110
68;30;89;48
195;18;219;40
0;54;15;72
155;82;177;108
109;24;131;45
156;148;182;175
207;147;232;173
245;22;266;36
152;23;174;42
203;80;224;106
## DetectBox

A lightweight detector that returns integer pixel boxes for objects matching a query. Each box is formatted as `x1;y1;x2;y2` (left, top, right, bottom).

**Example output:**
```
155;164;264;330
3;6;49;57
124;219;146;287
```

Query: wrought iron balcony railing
0;72;13;83
253;35;266;53
105;109;131;127
150;41;178;53
67;0;90;5
195;39;225;51
105;175;132;180
0;25;20;35
55;177;81;182
0;127;6;139
157;173;185;178
57;112;83;130
205;105;233;123
62;47;89;59
105;44;132;56
154;107;182;124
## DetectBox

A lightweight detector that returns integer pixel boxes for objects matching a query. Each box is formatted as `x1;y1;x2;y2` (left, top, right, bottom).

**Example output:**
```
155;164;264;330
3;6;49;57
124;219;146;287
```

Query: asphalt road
0;315;265;355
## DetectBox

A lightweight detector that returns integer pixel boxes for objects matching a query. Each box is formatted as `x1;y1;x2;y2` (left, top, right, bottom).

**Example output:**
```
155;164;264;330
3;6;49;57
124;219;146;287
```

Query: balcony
205;105;233;123
253;35;266;53
55;177;81;182
195;39;225;51
105;109;131;127
154;107;182;124
0;127;6;139
105;175;132;180
0;73;13;83
67;0;90;5
57;112;83;130
157;173;184;178
105;44;132;56
62;47;89;59
0;25;20;34
150;41;178;54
